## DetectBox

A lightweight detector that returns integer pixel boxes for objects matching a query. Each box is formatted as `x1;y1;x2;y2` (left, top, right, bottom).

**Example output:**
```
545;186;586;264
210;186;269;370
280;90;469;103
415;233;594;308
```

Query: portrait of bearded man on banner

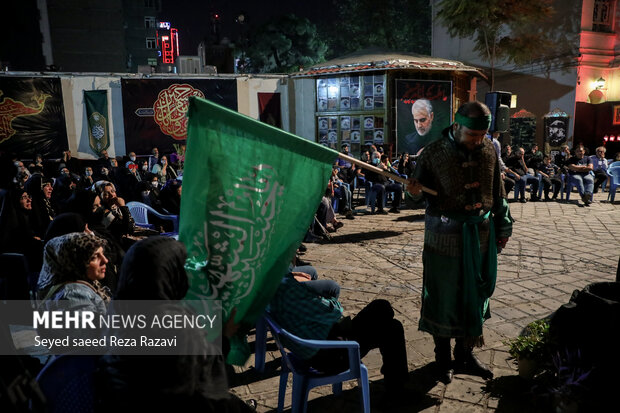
396;80;452;157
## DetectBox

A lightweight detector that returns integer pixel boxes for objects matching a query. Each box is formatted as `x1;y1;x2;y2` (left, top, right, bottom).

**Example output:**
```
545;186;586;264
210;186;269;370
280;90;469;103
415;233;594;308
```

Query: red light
604;135;609;141
214;14;219;19
610;136;616;142
162;36;169;40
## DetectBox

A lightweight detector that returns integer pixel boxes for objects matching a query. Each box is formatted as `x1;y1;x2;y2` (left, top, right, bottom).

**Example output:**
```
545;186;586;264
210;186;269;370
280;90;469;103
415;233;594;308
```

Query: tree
436;0;554;90
324;0;431;58
244;14;328;73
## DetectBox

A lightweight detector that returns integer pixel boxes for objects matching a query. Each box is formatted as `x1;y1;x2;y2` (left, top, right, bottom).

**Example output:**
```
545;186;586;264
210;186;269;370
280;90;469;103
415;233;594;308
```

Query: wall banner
121;78;237;155
84;90;110;156
0;77;68;158
395;79;452;156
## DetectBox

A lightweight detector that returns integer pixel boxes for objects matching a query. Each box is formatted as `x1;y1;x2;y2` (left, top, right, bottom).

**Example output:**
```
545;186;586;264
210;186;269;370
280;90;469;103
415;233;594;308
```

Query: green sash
444;210;497;336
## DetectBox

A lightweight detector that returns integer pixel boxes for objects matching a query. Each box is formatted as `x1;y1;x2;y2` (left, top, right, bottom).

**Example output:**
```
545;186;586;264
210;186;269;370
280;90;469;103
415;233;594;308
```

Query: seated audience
97;236;255;412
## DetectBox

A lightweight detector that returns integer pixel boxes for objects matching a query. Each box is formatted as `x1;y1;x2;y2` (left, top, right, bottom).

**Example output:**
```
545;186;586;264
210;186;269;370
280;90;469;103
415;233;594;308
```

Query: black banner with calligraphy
395;79;452;155
121;78;237;155
0;77;68;158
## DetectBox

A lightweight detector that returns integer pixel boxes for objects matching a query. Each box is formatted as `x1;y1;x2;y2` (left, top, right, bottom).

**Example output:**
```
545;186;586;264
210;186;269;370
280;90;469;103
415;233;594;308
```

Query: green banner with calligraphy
84;90;110;156
180;97;337;364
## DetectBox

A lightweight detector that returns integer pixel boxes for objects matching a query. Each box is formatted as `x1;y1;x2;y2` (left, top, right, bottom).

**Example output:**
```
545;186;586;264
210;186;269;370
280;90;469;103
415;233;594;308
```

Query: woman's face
19;193;32;210
102;185;116;203
86;246;108;281
42;183;53;199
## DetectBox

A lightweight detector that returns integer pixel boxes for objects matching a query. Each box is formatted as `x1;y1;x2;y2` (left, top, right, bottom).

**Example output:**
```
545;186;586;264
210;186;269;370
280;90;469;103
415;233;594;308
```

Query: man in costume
407;101;513;383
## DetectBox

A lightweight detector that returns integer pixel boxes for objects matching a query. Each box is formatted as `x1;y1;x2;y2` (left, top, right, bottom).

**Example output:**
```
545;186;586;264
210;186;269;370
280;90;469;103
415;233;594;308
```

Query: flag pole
337;153;438;196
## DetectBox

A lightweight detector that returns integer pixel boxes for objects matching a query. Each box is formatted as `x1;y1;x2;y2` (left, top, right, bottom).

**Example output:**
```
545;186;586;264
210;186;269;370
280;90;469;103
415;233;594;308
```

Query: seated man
505;147;540;202
589;146;609;194
331;167;354;219
269;273;409;405
538;155;562;200
365;152;402;214
567;145;594;206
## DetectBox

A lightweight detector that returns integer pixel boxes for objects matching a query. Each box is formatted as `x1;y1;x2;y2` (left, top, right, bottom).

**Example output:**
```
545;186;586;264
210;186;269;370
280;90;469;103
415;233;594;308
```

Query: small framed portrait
374;84;383;96
328;130;337;143
364;97;373;110
364;116;374;129
351;131;361;142
614;105;620;125
340;116;351;130
373;130;384;143
318;99;327;111
340;97;350;109
318;117;328;131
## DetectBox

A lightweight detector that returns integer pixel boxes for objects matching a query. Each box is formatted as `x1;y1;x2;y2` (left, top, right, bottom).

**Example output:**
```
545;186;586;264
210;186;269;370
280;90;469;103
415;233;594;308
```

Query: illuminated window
592;0;615;32
146;37;156;49
144;16;156;28
147;58;158;66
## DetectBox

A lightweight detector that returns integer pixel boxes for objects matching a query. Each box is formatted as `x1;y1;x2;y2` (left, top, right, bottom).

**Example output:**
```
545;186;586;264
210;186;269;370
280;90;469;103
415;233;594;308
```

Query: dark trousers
593;170;607;193
310;299;409;387
503;176;515;194
542;176;562;198
371;183;403;209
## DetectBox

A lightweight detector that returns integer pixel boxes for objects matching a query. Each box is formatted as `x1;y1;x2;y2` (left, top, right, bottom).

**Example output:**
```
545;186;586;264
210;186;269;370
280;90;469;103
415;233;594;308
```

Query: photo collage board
316;74;386;157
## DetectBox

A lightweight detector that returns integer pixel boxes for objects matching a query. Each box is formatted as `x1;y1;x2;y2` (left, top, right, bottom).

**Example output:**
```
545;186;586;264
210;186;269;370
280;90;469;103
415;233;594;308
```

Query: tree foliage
324;0;431;58
436;0;554;89
244;14;328;73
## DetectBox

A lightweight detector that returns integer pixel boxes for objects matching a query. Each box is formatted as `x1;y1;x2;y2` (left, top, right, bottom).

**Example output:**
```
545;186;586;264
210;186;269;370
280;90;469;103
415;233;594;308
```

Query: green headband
454;112;492;130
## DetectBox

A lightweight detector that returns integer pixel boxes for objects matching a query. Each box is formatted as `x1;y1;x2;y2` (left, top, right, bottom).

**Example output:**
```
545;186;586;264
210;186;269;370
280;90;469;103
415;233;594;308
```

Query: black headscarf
98;237;233;411
25;173;55;237
44;212;86;244
115;236;188;300
159;179;182;215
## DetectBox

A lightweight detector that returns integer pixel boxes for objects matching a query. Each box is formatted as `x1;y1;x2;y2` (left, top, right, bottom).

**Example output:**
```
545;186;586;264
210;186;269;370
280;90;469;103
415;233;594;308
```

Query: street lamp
595;77;606;89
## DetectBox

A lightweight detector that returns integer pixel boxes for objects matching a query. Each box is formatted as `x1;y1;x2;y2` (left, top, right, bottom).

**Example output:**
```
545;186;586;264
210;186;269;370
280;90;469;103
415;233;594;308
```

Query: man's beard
417;128;429;137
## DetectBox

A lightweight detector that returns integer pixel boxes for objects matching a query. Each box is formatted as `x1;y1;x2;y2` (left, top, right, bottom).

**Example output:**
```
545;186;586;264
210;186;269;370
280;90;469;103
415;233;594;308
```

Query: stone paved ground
229;194;619;412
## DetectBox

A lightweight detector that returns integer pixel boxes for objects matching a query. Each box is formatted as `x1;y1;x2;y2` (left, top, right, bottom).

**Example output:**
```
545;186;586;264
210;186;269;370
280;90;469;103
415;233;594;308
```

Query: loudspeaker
485;91;511;133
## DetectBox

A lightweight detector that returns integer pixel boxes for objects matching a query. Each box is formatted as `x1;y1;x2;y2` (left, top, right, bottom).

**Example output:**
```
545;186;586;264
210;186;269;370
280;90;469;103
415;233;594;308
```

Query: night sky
161;0;336;55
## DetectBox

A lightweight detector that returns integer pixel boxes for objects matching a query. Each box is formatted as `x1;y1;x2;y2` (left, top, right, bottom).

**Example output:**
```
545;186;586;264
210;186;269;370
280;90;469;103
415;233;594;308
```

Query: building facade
431;0;620;155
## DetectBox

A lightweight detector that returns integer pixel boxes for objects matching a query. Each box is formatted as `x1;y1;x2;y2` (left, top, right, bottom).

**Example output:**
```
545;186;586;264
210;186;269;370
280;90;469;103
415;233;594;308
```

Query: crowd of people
0;147;184;280
1;104;617;411
499;142;618;205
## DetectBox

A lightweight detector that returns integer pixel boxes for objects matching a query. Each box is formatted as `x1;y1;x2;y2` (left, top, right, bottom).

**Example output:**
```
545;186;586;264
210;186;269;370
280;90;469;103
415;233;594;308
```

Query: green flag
180;97;337;364
84;90;110;156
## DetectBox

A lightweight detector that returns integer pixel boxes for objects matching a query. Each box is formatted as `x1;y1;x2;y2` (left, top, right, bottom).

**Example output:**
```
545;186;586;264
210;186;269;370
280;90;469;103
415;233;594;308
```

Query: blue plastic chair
36;355;98;413
263;313;370;413
606;166;620;202
126;201;179;235
254;316;267;373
